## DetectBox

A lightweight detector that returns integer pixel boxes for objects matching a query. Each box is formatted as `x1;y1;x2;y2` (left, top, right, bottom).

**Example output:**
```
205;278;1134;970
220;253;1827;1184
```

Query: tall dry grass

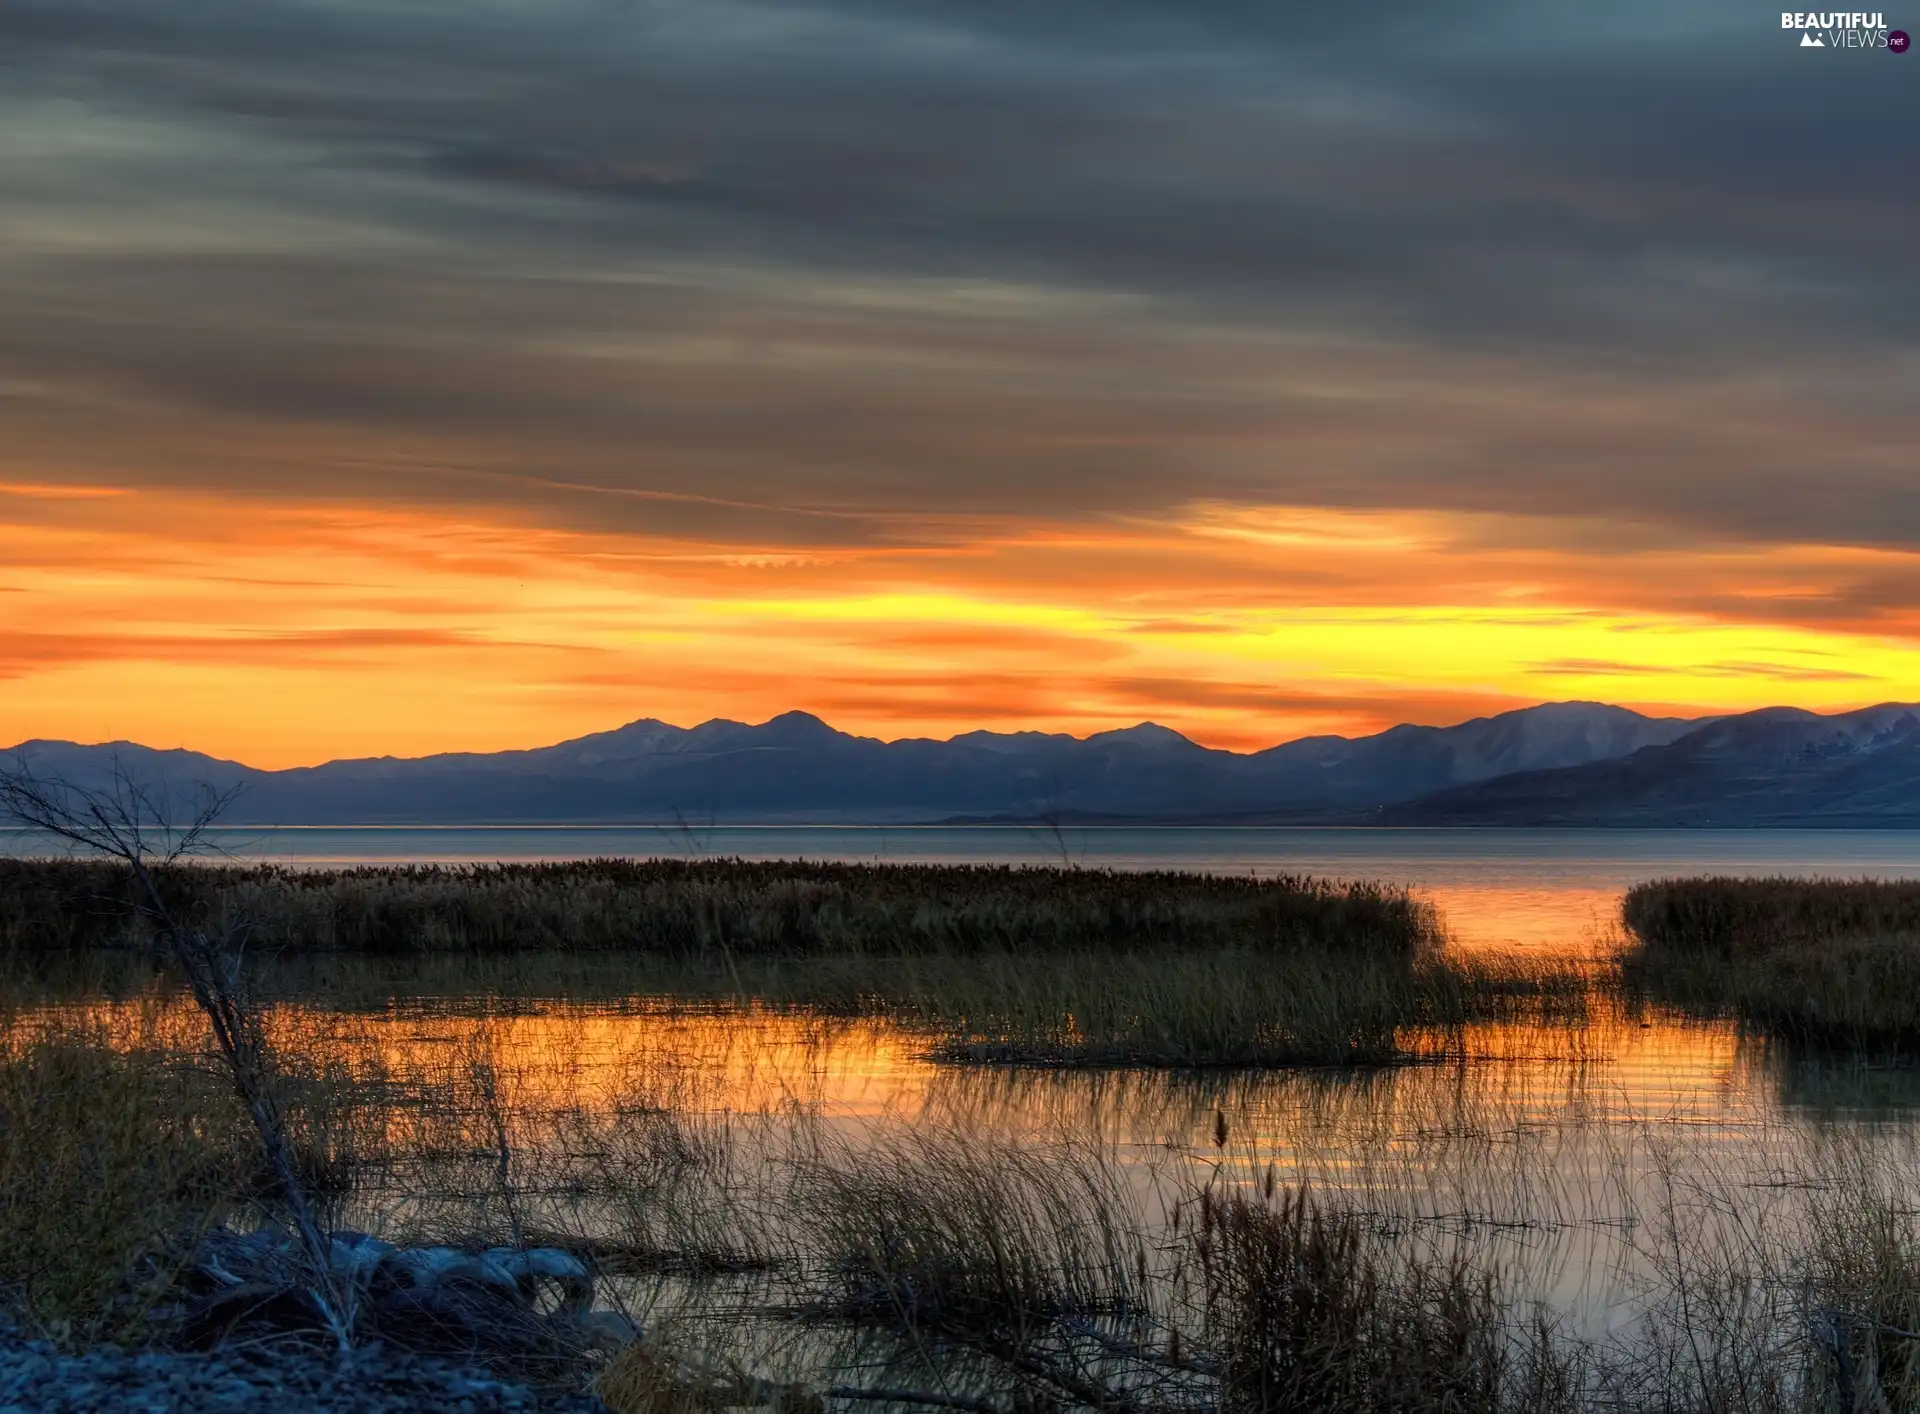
1195;1184;1551;1413
887;946;1590;1067
2;858;1594;1067
793;1122;1143;1342
0;858;1441;960
1622;878;1920;1048
11;997;1920;1412
0;1016;250;1340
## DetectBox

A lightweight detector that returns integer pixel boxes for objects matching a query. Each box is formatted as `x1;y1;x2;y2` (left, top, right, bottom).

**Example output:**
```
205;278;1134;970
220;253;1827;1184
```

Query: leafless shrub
0;755;352;1346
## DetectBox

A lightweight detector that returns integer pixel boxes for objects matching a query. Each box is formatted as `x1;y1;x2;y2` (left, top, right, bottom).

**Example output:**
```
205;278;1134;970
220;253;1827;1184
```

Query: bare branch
1;751;245;870
0;752;350;1350
826;1387;1001;1413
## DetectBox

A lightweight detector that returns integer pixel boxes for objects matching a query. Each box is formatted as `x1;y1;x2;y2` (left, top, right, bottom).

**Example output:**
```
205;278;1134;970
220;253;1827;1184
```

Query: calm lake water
174;823;1920;950
21;825;1920;1346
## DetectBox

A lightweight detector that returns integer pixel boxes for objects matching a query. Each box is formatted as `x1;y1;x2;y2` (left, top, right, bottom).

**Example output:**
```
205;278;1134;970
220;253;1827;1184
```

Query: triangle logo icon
1799;31;1825;44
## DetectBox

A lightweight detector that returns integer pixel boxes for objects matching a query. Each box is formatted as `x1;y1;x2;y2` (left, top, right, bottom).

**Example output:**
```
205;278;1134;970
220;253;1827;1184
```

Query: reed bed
0;858;1440;959
0;857;1593;1067
1622;877;1920;1048
13;798;1920;1407
0;1023;249;1341
6;999;1920;1412
887;946;1590;1067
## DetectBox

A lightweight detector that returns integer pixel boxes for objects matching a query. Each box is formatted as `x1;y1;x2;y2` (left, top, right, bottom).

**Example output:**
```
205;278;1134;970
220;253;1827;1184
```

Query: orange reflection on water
30;989;1770;1150
24;983;1916;1344
33;996;945;1121
1424;883;1626;953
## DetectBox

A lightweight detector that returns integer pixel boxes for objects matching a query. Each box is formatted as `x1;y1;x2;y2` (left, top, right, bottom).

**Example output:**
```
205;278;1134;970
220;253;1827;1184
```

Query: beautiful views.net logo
1781;11;1910;48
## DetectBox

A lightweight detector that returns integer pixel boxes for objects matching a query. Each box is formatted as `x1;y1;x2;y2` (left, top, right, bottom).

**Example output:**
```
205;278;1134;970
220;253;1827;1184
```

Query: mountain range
7;700;1920;827
1383;702;1920;826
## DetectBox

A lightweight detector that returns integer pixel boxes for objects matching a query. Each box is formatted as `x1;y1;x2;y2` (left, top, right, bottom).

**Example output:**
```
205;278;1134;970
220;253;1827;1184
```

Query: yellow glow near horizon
3;485;1917;766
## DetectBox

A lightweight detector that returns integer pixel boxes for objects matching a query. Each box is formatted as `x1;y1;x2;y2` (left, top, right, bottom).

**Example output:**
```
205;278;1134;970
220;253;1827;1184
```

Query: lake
16;826;1920;1364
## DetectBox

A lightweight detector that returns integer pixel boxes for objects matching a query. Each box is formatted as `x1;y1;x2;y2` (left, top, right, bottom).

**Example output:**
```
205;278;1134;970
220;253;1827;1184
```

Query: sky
2;0;1918;766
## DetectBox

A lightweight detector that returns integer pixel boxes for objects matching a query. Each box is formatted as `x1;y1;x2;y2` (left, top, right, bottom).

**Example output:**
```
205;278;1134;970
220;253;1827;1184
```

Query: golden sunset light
6;81;1918;768
9;8;1920;1401
5;474;1918;762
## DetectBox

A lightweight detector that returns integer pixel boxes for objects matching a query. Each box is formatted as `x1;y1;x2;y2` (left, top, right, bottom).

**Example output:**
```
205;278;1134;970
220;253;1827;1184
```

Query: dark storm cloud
2;0;1917;547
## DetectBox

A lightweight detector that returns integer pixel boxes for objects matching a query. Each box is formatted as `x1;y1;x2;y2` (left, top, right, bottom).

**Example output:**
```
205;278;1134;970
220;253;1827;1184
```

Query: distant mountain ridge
1383;702;1920;826
5;701;1707;825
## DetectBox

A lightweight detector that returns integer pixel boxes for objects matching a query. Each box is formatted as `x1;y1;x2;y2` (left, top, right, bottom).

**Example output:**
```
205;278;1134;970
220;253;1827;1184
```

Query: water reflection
21;978;1920;1344
40;990;1920;1138
1426;883;1624;951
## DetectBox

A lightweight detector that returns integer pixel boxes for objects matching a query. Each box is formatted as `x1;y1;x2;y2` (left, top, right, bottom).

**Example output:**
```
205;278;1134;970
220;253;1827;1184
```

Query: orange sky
5;479;1918;766
4;1;1917;766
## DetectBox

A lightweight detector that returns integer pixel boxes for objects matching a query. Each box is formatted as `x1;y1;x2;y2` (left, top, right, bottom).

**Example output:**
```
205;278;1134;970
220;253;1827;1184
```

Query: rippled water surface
40;992;1920;1340
18;826;1920;1343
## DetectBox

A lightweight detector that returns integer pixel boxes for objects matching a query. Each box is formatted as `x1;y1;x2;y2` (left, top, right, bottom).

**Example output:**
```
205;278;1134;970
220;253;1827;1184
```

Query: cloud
0;0;1913;551
1122;619;1238;635
1096;675;1534;726
2;0;1917;758
1529;657;1877;683
0;626;592;678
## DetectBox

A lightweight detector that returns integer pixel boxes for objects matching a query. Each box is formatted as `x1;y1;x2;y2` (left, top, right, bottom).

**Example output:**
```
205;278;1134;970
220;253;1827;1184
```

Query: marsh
8;831;1920;1411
